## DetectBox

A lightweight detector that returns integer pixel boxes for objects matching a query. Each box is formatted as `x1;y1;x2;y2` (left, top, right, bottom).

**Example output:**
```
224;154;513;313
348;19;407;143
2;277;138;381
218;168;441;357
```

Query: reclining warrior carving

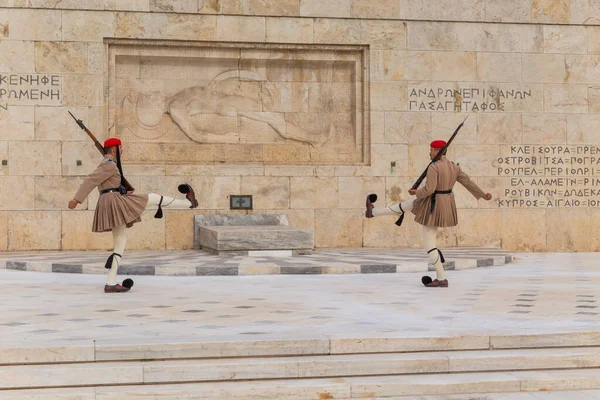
122;69;334;147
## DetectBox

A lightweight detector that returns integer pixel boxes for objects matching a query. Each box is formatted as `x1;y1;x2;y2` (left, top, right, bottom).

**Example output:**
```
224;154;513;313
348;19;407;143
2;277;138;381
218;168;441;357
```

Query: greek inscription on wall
497;145;600;208
0;74;62;108
408;86;532;112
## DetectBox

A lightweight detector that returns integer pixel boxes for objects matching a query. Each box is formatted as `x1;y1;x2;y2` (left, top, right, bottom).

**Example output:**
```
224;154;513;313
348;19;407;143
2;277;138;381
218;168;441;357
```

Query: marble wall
2;0;600;24
0;0;598;251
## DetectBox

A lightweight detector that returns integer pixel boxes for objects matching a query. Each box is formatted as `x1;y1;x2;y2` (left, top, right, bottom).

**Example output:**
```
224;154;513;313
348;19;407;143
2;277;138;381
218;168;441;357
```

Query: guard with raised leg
365;118;493;287
67;137;199;293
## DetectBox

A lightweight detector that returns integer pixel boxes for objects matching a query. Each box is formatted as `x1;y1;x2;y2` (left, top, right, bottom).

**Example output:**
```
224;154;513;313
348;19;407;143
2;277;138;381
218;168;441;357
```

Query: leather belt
430;189;452;213
100;188;121;195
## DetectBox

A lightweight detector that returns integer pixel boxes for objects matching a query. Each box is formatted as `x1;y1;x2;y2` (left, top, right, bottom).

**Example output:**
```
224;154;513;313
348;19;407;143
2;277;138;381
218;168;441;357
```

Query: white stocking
372;199;414;217
107;225;127;285
423;225;446;281
147;193;192;209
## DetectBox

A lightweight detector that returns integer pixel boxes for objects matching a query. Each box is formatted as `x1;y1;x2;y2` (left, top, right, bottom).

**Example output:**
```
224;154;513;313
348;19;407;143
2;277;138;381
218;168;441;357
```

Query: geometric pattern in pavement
0;247;513;276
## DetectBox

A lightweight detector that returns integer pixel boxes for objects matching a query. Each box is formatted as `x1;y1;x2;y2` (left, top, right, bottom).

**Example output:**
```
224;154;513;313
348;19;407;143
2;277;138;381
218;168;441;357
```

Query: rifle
68;111;135;192
411;114;470;190
395;114;470;227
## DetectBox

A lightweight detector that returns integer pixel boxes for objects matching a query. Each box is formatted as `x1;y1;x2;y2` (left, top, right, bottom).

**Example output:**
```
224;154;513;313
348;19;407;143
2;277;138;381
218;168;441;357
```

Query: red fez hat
430;140;446;149
103;138;122;147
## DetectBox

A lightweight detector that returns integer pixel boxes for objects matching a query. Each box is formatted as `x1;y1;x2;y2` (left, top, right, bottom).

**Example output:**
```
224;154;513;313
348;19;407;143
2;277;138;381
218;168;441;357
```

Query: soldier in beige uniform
68;138;199;293
365;140;492;287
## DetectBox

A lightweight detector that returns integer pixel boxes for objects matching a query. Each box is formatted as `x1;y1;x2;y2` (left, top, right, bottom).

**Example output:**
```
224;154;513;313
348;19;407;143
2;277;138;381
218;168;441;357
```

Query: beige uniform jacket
411;156;486;227
74;154;148;232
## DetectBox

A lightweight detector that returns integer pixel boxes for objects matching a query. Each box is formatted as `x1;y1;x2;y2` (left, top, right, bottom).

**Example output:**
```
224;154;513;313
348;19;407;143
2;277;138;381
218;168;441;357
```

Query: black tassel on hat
115;146;127;195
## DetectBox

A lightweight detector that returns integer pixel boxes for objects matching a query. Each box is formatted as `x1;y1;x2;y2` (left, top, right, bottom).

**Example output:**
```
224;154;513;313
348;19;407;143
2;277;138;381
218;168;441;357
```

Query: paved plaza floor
0;252;598;349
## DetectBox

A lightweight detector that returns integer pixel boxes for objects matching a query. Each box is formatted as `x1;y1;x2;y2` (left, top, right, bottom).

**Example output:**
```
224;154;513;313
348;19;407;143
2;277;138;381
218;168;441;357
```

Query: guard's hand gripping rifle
68;111;135;192
395;114;470;227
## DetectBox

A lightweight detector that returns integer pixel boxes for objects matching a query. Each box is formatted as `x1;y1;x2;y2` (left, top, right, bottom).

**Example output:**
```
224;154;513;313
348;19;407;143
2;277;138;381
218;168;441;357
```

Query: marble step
343;391;600;400
4;331;600;365
2;390;600;400
3;347;600;389
3;368;600;399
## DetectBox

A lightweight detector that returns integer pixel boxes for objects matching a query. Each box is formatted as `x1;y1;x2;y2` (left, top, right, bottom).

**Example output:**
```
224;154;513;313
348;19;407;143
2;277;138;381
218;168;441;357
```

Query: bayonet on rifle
68;111;134;192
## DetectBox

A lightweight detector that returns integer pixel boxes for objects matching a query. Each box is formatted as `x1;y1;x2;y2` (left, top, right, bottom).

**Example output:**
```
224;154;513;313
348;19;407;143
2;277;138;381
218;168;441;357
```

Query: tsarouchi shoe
104;284;131;293
365;194;377;218
425;279;449;288
178;183;199;209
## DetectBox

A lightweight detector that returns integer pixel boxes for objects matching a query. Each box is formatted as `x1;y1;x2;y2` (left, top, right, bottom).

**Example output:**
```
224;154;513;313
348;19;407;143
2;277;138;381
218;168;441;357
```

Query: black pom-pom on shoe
178;184;190;194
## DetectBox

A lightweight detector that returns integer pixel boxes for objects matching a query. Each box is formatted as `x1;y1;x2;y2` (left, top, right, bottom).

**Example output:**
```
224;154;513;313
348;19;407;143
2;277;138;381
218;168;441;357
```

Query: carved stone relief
122;69;335;147
108;42;367;165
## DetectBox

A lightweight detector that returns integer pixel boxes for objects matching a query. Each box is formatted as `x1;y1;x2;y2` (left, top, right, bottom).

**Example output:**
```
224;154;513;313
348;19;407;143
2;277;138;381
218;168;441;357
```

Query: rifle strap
115;146;127;192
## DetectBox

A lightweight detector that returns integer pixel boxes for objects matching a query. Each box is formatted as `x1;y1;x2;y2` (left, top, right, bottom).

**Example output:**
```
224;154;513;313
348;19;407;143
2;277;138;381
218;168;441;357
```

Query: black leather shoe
178;184;198;209
365;194;377;218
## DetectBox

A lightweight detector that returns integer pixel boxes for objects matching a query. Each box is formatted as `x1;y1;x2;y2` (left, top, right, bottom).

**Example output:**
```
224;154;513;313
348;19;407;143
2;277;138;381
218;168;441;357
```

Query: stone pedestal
194;214;314;255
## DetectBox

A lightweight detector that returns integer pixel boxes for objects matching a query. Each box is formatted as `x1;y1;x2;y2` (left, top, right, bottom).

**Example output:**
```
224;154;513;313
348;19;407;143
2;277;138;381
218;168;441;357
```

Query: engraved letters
0;74;62;107
498;146;600;208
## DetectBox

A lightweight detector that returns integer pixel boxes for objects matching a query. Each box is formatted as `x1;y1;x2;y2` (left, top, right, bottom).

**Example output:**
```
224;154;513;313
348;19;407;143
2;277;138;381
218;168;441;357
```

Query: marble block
0;344;94;365
195;213;314;254
198;225;314;254
194;213;289;249
95;339;330;361
195;214;289;227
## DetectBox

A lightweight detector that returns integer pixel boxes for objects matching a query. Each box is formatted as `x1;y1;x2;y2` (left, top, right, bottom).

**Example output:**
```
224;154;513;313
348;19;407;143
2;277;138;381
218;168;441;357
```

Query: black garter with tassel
427;247;445;263
104;252;122;269
154;196;164;219
394;204;405;226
